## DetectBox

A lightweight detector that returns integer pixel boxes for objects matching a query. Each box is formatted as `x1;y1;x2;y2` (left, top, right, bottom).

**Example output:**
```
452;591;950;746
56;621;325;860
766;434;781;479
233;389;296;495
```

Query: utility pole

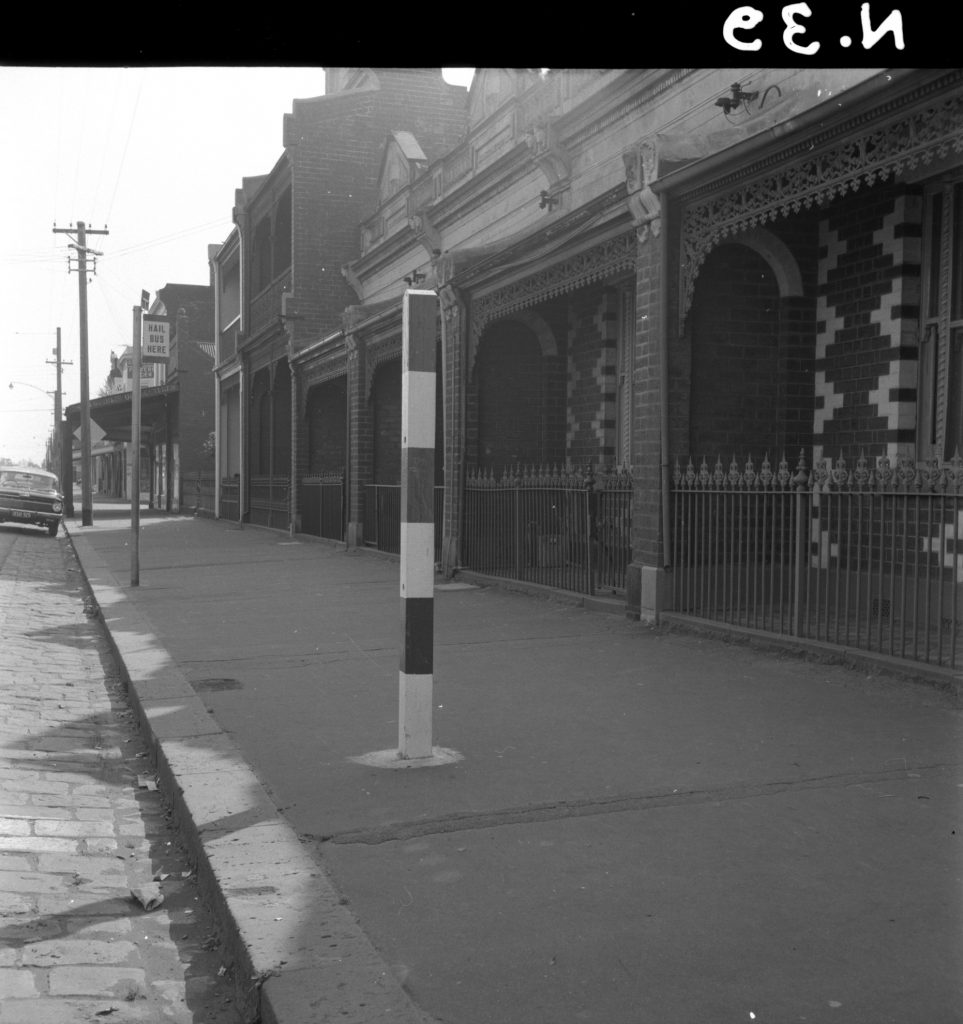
53;220;108;526
45;328;73;485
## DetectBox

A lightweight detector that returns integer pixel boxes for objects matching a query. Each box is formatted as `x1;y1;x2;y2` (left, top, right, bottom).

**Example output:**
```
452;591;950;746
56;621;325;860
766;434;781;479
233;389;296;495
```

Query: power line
67;70;90;221
91;72;121;218
105;74;144;225
105;217;232;259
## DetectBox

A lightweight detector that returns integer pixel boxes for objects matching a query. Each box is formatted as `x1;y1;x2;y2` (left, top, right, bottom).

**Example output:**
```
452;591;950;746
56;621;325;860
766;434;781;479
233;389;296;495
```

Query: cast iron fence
249;475;290;531
364;484;444;560
670;452;963;669
463;464;633;596
191;471;216;517
301;472;345;541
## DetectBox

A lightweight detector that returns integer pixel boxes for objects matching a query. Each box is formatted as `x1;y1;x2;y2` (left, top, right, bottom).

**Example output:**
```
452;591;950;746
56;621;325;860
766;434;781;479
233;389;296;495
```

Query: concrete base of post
398;672;432;759
637;564;667;624
349;747;464;769
626;561;663;622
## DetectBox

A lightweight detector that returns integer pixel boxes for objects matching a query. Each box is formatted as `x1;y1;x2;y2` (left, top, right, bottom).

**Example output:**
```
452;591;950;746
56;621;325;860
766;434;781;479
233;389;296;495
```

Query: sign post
130;305;143;586
130;305;170;586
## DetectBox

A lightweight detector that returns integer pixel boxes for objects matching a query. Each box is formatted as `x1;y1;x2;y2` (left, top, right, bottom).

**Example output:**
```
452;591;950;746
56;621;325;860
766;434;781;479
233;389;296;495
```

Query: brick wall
688;244;782;458
471;322;551;470
371;358;401;484
772;217;819;456
680;212;820;467
176;340;215;482
282;72;468;346
631;233;663;571
814;182;922;460
305;378;347;474
566;286;618;465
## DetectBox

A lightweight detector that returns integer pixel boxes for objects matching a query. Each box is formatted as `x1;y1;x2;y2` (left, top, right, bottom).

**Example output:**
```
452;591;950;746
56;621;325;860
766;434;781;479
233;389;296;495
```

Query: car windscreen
0;472;59;492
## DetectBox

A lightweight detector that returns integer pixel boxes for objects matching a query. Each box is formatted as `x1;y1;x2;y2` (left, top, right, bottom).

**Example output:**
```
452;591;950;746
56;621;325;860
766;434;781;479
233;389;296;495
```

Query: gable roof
376;131;429;202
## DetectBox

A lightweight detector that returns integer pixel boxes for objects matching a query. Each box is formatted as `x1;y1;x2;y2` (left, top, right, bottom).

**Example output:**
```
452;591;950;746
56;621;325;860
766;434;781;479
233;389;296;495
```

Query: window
919;177;963;461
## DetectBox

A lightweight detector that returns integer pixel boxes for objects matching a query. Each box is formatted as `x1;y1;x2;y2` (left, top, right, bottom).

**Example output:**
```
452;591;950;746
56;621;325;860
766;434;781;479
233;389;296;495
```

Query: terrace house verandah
342;70;647;598
642;68;963;669
436;229;637;597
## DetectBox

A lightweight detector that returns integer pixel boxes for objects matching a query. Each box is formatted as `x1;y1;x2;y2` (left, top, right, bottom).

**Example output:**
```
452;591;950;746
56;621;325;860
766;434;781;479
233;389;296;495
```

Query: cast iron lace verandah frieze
679;85;963;319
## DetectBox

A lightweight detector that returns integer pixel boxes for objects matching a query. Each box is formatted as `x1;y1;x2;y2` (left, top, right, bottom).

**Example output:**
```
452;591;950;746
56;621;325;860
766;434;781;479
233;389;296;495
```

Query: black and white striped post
398;289;437;759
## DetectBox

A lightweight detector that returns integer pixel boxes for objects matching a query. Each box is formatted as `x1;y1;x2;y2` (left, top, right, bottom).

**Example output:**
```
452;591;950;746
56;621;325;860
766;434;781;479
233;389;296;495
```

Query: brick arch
688;243;782;459
730;227;804;299
467;308;558;382
507;309;558;357
470;319;566;471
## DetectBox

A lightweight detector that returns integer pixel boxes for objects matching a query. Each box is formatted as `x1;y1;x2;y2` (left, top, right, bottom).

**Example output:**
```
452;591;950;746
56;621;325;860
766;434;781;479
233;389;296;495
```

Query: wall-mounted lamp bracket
539;189;561;212
715;82;759;115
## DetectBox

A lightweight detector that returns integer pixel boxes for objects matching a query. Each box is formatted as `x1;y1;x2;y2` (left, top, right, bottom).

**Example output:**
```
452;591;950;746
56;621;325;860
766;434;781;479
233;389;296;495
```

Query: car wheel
48;522;59;537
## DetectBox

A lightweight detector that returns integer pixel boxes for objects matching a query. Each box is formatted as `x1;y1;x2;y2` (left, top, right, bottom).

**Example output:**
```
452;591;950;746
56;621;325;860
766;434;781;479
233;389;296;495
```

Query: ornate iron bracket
525;119;572;187
623;140;662;244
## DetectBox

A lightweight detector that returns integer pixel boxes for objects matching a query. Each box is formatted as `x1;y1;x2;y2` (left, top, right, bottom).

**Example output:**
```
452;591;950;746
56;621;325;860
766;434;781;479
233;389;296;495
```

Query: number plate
12;510;30;519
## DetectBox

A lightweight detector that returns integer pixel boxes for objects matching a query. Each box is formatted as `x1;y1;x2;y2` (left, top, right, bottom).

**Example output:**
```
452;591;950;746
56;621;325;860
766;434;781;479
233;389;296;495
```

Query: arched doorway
688;243;782;460
247;359;291;530
471;319;563;471
302;377;347;539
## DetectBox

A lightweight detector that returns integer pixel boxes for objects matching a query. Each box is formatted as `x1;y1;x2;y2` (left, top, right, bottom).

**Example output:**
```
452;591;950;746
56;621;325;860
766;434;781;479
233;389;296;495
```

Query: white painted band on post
402;371;437;449
400;522;436;598
398;672;434;759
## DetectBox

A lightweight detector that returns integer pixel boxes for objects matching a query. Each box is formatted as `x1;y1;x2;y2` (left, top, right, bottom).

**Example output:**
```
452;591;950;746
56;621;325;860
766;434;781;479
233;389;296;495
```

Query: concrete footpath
64;505;962;1024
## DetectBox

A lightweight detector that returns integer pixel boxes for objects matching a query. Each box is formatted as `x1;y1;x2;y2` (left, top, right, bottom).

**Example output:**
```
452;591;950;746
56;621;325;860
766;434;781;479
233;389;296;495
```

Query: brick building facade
210;67;963;669
66;283;214;513
210;69;467;532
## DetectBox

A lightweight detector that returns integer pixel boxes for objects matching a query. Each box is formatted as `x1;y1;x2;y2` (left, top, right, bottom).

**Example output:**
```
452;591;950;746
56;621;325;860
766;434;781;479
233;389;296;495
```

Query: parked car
0;466;64;537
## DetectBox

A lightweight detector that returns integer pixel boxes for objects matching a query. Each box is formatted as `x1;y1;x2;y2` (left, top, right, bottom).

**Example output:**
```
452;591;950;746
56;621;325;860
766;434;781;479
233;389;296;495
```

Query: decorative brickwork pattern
814;185;922;461
566;287;618;463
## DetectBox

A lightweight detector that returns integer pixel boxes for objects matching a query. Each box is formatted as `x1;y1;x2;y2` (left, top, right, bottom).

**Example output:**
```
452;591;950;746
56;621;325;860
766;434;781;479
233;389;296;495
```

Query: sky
0;66;474;468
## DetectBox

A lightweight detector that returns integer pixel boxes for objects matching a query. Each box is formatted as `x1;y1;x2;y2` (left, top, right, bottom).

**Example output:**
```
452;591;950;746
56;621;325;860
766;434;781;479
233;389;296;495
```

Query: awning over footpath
65;382;179;444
